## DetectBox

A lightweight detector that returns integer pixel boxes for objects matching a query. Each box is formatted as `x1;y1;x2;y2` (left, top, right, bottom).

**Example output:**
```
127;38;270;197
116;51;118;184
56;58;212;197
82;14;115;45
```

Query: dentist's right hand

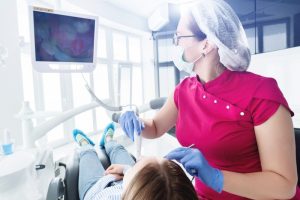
119;111;144;141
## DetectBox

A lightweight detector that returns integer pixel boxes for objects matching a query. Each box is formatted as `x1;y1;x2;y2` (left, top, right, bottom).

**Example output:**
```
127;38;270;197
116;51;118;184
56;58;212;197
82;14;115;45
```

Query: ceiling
102;0;168;17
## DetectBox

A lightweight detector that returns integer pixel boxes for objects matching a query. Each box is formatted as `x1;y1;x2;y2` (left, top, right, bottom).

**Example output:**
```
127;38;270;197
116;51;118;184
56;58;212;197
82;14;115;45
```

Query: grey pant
78;141;135;200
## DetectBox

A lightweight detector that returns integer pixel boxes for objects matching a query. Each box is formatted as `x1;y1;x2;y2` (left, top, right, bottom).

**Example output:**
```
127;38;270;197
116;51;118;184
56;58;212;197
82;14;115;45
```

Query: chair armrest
46;177;64;200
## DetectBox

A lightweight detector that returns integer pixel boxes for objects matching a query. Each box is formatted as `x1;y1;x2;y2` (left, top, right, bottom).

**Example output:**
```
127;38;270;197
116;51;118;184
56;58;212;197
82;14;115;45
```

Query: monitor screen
33;10;96;63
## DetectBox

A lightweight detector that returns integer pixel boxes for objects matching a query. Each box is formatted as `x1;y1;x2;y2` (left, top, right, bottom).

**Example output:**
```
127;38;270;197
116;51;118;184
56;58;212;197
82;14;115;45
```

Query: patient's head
122;157;198;200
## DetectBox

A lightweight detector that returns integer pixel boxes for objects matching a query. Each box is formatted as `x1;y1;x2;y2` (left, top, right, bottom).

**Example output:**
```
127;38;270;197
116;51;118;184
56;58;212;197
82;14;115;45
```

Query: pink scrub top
174;68;299;199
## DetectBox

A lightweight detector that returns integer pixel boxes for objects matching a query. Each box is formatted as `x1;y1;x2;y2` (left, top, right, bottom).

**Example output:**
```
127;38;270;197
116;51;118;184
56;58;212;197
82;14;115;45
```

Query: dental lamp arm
19;82;126;149
19;95;166;149
112;97;167;122
32;102;100;142
19;101;100;148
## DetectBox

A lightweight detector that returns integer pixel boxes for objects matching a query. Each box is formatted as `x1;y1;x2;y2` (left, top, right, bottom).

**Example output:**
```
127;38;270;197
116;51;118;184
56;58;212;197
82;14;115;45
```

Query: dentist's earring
203;40;208;49
203;40;216;56
202;40;208;57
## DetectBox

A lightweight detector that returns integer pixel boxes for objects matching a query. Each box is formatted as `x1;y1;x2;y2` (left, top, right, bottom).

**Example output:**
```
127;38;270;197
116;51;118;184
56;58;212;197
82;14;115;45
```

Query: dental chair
46;98;167;200
46;148;135;200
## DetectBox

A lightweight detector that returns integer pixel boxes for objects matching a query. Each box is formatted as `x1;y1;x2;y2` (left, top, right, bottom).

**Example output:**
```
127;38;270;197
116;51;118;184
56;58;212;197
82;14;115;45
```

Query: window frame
244;17;291;54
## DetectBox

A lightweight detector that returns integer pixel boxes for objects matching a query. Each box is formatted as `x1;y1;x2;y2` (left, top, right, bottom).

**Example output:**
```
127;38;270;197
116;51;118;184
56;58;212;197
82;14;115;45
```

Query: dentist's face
176;14;207;64
122;156;165;190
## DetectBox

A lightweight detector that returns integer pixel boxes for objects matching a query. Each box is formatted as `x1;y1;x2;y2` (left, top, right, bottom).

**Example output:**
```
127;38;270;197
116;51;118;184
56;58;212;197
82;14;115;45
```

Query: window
263;23;288;52
119;66;132;106
113;33;127;61
72;73;94;133
98;29;107;58
245;27;259;54
93;64;109;99
158;38;173;63
225;0;297;54
159;67;176;97
153;32;179;97
112;33;144;106
132;67;143;106
42;73;64;142
95;107;112;131
129;37;141;63
114;63;143;107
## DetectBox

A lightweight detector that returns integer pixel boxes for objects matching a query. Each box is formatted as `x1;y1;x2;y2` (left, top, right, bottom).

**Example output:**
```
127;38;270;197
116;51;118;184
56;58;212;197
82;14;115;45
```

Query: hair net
186;0;251;71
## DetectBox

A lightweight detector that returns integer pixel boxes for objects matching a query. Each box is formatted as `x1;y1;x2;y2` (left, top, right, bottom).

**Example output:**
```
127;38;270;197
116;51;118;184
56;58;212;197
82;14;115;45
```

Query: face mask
172;45;204;74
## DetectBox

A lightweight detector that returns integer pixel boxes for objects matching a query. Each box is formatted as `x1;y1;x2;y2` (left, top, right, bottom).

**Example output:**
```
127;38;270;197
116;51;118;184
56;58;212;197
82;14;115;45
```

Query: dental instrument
186;144;196;182
84;75;166;159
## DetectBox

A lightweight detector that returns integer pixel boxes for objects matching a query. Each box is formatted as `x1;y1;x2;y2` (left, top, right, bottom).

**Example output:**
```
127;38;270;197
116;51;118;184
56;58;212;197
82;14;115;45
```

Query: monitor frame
29;6;98;73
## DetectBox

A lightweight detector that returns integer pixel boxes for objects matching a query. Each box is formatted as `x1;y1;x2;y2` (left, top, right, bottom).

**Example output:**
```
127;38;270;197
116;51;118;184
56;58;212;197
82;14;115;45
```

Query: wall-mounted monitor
29;6;98;72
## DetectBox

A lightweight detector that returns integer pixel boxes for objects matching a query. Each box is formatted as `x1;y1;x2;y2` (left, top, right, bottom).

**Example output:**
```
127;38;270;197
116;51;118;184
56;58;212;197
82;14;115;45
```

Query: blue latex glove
119;111;144;141
165;147;224;193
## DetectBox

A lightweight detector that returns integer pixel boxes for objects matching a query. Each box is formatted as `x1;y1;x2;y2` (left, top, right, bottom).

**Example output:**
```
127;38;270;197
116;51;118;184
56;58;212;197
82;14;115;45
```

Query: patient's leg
101;123;135;166
78;145;105;200
105;141;135;166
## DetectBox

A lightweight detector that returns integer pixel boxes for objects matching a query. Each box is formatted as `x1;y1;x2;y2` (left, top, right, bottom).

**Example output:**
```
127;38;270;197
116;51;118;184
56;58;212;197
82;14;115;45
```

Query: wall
0;0;23;145
249;46;300;127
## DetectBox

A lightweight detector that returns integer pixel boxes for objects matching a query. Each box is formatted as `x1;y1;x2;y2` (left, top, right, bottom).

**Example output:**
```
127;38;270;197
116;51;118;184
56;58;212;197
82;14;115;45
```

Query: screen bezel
29;6;98;73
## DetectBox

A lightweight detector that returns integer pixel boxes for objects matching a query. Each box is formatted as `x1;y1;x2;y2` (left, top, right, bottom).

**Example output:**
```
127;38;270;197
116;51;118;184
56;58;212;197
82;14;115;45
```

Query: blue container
2;143;13;155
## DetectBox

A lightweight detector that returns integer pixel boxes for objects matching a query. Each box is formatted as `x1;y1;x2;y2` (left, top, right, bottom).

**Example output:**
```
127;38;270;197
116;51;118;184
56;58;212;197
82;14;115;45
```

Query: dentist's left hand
119;111;145;141
165;147;224;193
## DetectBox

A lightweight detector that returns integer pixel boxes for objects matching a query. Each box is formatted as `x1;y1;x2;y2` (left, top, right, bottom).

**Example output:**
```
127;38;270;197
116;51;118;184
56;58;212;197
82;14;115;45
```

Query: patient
73;122;198;200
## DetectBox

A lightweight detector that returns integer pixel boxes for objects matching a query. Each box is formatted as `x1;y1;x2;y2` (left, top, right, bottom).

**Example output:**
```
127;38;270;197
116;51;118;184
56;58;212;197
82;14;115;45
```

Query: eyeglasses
173;33;196;46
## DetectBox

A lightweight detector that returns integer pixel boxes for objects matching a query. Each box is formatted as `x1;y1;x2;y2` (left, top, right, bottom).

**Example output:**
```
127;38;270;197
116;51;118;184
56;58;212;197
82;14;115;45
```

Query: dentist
119;0;299;199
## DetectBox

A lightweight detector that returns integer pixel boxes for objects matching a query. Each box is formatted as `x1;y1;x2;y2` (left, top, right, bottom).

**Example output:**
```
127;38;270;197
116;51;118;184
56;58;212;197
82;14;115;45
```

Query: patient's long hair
122;160;198;200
